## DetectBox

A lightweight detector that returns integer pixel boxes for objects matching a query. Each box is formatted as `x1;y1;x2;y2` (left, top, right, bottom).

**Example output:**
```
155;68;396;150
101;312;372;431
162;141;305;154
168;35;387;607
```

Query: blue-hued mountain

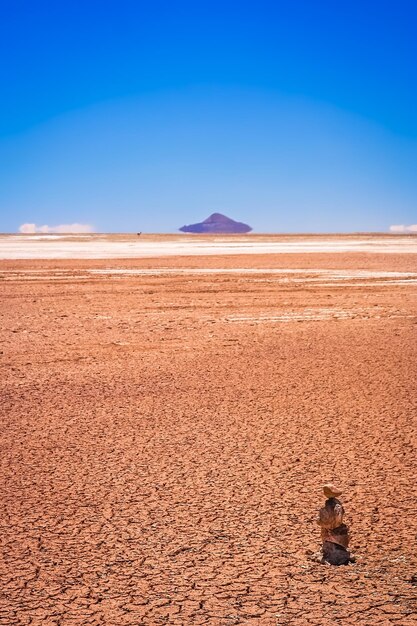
179;213;252;234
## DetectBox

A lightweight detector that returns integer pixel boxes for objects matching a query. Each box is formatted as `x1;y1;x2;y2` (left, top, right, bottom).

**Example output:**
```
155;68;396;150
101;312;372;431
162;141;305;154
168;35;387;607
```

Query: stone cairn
317;484;351;565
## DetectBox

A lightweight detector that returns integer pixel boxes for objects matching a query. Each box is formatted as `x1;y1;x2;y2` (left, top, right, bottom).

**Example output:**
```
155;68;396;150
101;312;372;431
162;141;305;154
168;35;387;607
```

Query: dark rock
322;540;351;565
179;213;252;234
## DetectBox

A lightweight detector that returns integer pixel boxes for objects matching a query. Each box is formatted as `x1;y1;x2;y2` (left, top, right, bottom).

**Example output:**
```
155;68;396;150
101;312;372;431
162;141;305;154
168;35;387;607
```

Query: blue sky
0;0;416;232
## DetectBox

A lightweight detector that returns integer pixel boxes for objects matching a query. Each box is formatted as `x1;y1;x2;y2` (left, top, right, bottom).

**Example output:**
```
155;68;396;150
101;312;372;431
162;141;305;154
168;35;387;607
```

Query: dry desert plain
1;234;417;625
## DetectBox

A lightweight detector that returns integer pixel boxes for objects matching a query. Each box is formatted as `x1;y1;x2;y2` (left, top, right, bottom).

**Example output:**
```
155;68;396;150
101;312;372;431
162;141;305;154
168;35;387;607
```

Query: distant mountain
179;213;252;234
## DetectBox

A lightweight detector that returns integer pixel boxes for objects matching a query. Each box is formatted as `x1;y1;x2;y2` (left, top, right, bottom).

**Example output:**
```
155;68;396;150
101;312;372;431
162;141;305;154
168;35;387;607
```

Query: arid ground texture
1;235;417;625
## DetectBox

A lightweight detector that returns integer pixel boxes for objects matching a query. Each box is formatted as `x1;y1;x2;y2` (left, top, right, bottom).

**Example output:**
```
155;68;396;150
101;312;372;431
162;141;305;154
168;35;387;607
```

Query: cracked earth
1;247;417;625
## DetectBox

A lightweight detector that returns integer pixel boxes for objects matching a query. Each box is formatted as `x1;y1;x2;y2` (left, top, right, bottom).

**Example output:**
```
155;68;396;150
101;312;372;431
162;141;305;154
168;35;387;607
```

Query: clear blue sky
0;0;416;232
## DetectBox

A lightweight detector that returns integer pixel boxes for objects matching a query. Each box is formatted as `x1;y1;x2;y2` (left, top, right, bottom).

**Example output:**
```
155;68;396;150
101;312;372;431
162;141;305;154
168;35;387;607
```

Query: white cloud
19;223;94;234
389;224;417;233
19;223;37;233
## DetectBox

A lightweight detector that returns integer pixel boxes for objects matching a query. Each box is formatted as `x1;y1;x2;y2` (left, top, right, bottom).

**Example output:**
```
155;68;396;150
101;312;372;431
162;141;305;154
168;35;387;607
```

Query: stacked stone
317;484;351;565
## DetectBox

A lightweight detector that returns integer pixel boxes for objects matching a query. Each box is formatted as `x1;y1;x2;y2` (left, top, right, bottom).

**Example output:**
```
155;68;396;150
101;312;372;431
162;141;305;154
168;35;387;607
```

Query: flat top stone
323;483;342;498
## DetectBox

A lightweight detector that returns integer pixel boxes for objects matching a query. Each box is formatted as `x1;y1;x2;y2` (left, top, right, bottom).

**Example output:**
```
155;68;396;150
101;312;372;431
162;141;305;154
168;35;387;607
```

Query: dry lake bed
1;234;416;625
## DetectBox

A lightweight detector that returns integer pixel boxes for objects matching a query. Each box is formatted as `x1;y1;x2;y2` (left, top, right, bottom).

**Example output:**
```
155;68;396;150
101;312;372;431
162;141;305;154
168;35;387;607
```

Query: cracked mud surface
1;249;417;625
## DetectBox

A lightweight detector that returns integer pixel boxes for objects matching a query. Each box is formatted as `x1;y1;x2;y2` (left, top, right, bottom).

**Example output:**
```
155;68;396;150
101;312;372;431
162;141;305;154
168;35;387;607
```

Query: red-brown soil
1;252;416;625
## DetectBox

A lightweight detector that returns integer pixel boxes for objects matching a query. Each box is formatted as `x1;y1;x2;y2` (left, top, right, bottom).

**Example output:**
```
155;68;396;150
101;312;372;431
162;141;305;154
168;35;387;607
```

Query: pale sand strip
2;267;417;286
1;235;417;259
